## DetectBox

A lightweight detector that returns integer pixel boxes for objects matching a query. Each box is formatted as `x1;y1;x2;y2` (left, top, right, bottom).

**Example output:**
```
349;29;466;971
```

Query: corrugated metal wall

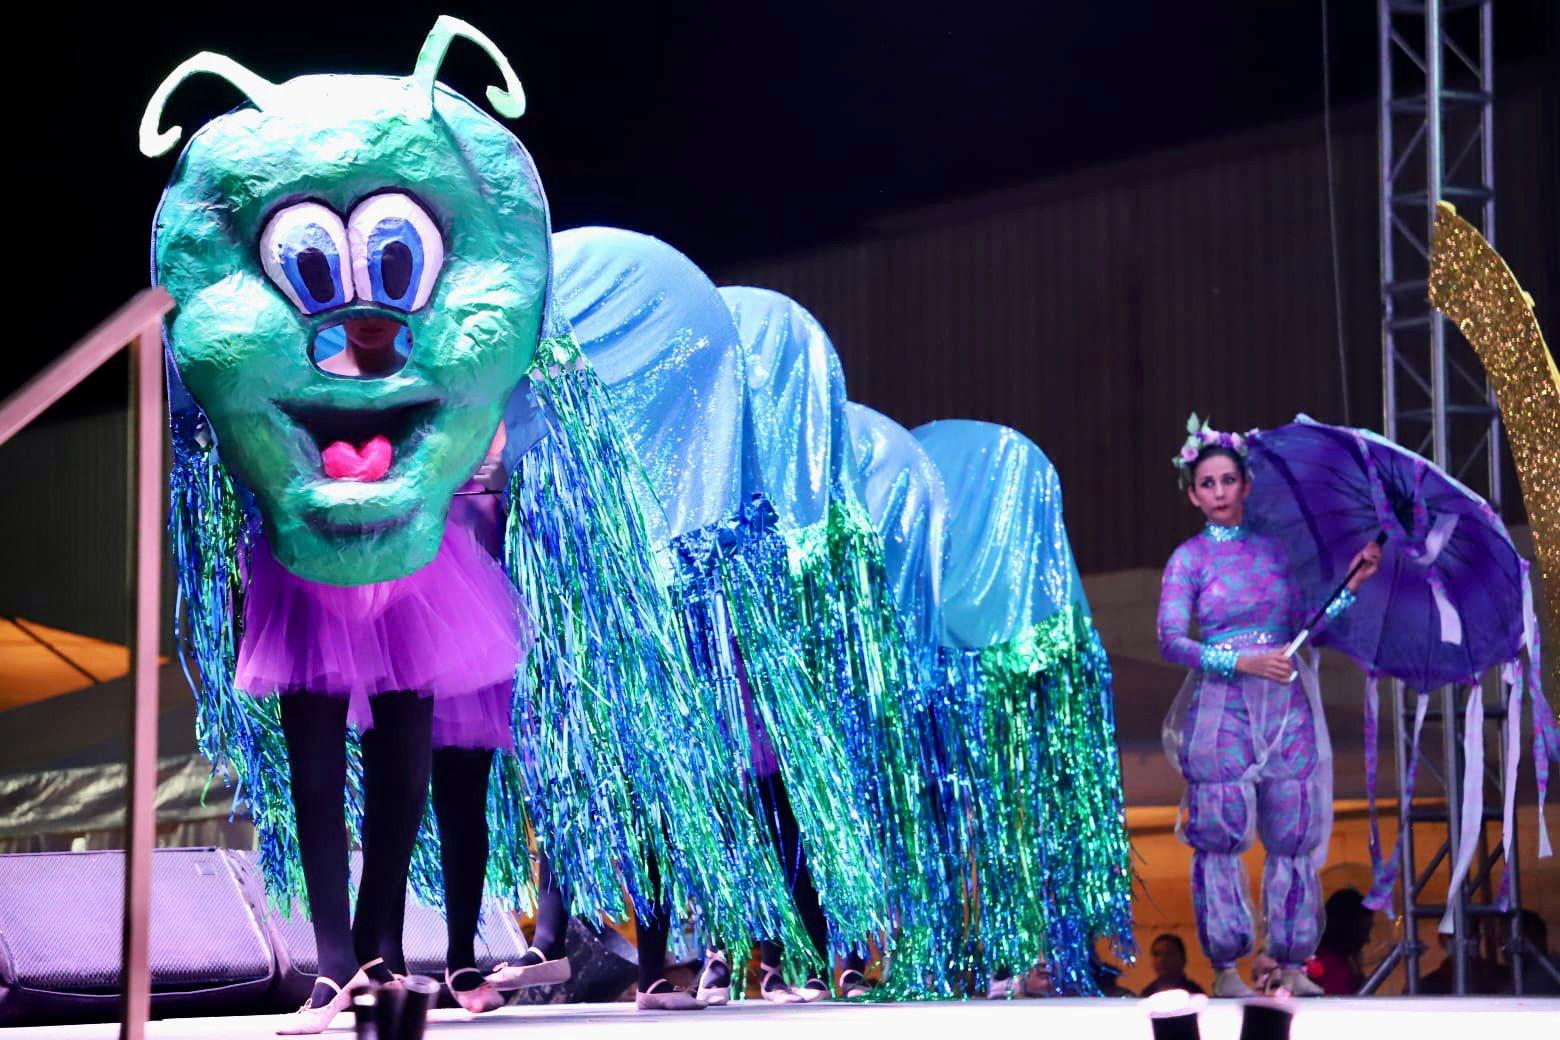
1;411;132;643
0;410;176;649
712;81;1556;574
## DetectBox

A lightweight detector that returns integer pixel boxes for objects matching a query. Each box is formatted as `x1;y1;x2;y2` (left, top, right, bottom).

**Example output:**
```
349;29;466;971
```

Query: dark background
15;0;1553;404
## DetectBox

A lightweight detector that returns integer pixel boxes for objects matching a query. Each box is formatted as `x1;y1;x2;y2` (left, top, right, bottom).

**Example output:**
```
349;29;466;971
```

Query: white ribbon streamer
1411;513;1464;645
1501;659;1522;899
1520;566;1553;858
1417;511;1460;567
1297;649;1333;869
1428;577;1464;646
1439;684;1486;933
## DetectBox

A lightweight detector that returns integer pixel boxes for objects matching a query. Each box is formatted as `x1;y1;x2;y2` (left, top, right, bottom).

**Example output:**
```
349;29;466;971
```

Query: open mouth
277;398;440;482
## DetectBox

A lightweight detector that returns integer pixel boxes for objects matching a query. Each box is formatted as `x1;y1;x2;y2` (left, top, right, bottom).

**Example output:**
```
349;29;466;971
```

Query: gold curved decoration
1429;201;1559;693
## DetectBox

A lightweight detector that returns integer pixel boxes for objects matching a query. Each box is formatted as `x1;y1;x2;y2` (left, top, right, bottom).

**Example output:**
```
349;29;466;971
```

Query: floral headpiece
1172;413;1256;488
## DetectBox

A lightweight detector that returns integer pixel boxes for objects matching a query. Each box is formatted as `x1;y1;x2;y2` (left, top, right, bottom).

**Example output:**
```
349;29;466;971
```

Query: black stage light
1144;990;1204;1040
371;981;404;1040
397;975;441;1040
1238;998;1294;1040
352;990;377;1039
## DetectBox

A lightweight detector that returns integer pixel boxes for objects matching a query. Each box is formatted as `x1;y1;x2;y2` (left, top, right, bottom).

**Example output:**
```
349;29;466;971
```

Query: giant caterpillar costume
846;404;967;996
144;17;809;964
143;14;1134;999
719;288;948;988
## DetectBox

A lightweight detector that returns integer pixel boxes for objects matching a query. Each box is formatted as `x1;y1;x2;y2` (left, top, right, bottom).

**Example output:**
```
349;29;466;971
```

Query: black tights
432;747;495;989
633;856;673;991
530;853;570;959
282;691;432;1005
754;774;863;980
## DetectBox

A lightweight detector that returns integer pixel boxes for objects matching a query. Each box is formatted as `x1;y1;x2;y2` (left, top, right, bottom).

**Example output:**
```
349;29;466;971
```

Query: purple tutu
234;504;532;751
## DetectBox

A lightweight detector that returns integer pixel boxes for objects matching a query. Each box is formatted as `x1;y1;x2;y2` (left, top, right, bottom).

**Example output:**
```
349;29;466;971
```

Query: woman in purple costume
1158;419;1379;999
238;332;533;1034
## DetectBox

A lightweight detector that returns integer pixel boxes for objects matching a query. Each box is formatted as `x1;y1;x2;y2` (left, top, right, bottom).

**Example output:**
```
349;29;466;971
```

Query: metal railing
0;286;174;1040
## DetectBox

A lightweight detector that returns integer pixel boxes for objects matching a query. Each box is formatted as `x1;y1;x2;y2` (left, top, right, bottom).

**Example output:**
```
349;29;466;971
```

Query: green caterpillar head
146;17;549;584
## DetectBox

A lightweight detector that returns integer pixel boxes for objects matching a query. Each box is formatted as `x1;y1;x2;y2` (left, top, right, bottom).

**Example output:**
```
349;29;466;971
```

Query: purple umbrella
1246;414;1553;909
1246;414;1524;693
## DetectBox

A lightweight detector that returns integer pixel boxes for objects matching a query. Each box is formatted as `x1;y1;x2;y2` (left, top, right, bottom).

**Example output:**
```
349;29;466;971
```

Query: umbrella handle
1282;631;1308;684
1284;531;1386;679
1278;532;1386;685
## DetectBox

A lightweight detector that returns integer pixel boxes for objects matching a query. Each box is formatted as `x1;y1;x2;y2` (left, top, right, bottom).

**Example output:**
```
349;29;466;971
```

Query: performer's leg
838;949;869;997
756;774;830;999
1256;682;1327;970
484;850;572;992
633;856;703;1009
696;943;732;1005
757;862;829;970
1175;681;1259;972
530;852;570;959
431;746;495;988
279;693;357;1005
358;719;413;979
758;858;831;996
635;905;672;991
352;691;433;978
1186;784;1256;968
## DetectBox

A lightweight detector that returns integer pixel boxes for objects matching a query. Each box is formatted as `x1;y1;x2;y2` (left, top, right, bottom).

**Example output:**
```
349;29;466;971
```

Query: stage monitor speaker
0;847;276;1026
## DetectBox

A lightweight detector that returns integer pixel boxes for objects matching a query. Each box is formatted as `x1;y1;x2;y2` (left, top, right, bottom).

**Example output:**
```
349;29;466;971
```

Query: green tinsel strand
666;525;827;989
505;340;812;963
234;696;307;912
484;753;540;912
805;496;962;999
1039;612;1131;963
505;346;686;918
968;635;1049;988
900;630;983;997
168;434;312;909
928;648;987;990
973;607;1134;993
718;502;891;971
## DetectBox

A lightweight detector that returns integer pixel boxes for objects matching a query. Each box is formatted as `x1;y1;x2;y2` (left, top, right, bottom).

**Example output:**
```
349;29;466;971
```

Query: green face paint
149;33;549;584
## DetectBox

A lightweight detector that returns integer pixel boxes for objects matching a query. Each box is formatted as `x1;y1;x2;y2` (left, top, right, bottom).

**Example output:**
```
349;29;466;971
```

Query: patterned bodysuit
1158;521;1353;968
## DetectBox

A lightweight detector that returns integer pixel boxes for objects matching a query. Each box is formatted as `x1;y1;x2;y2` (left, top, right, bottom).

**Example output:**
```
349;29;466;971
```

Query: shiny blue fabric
720;287;861;524
912;420;1087;649
495;252;570;467
846;403;947;656
552;227;748;541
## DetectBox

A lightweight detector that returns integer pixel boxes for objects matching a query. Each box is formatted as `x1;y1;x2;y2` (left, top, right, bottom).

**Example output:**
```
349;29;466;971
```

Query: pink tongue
322;435;393;482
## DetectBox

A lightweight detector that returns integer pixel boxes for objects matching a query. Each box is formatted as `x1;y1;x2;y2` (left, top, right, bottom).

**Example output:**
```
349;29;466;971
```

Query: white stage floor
9;997;1560;1040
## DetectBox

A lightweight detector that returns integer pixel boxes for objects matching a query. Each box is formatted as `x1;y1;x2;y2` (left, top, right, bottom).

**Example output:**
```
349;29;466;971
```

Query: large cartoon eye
347;193;445;312
259;202;354;315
